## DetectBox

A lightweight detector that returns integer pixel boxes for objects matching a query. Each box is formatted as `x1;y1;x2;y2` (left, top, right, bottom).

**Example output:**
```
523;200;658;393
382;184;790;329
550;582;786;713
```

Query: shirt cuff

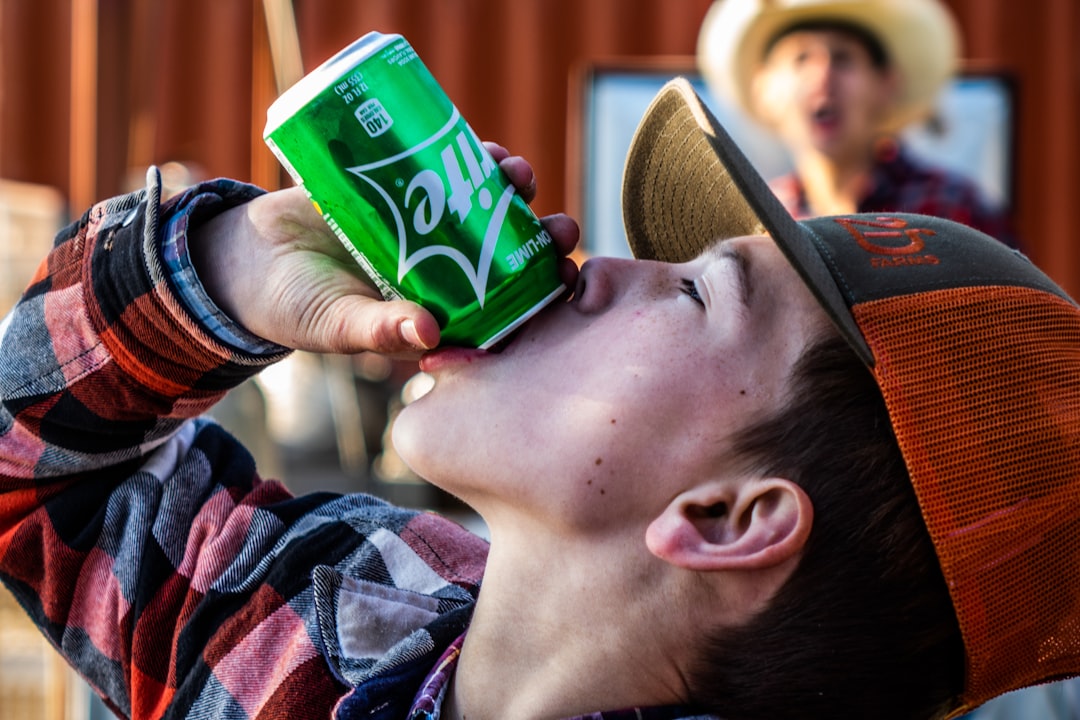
160;177;289;356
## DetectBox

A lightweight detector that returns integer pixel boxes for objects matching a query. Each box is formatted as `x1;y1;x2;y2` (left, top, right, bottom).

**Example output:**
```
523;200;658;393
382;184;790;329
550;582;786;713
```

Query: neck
443;529;693;720
793;146;875;216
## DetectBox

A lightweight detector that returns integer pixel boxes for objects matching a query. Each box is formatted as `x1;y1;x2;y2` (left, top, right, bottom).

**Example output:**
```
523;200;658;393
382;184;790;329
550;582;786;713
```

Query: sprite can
263;31;565;349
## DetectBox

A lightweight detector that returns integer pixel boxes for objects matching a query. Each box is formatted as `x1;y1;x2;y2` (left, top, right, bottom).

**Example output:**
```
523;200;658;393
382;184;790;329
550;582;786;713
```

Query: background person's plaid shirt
769;142;1019;249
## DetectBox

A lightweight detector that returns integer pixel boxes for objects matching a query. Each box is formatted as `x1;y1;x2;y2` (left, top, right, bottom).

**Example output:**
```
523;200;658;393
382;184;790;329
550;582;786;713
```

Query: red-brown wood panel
944;0;1080;293
0;0;72;193
0;0;1076;294
287;0;714;220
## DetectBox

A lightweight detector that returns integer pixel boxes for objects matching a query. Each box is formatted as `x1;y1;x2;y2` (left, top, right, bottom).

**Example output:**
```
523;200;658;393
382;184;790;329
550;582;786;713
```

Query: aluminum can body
263;32;564;348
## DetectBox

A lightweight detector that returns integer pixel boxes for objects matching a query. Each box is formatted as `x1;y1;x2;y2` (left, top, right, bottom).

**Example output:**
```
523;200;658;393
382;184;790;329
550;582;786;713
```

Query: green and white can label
264;31;564;348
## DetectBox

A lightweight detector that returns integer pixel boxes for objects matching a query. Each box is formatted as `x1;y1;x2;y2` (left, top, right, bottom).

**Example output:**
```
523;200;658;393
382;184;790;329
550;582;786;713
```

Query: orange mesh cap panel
855;286;1080;714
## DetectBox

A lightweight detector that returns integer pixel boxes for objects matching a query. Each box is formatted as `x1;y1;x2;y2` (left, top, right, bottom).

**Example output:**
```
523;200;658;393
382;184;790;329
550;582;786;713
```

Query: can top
264;30;401;137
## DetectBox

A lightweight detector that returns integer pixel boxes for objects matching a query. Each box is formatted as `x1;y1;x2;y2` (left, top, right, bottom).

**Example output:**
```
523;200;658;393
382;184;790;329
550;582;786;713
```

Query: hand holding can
264;31;565;349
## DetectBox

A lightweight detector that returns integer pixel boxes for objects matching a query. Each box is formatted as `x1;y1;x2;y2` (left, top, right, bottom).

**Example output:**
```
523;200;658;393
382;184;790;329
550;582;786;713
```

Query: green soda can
263;31;565;349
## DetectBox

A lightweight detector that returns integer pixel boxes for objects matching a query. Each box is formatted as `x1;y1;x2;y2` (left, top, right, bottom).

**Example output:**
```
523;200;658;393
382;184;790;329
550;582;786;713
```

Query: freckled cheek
569;416;633;503
583;458;611;497
689;363;767;425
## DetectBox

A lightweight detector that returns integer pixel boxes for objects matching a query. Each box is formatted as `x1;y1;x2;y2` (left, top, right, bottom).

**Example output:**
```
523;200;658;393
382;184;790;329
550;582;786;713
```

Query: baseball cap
696;0;959;131
622;77;1080;716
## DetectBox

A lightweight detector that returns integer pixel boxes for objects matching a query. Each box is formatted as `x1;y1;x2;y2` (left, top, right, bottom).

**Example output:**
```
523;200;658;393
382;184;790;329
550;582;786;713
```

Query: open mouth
811;104;839;127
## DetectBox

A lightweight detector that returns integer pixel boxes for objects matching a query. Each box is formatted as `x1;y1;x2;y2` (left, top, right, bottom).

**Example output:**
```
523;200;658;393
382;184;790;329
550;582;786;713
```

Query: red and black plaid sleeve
0;171;360;719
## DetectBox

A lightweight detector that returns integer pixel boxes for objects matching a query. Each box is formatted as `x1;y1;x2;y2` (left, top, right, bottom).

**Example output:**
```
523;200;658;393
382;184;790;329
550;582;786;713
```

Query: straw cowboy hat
697;0;960;130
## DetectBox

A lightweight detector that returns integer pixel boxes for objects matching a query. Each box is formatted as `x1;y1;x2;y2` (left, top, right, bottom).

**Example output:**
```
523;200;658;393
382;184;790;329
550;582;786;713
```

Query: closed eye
681;278;704;306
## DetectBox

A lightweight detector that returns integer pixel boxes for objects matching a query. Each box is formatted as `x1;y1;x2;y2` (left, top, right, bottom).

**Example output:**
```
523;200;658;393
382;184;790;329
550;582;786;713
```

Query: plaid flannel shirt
0;169;488;719
0;169;718;720
769;142;1019;249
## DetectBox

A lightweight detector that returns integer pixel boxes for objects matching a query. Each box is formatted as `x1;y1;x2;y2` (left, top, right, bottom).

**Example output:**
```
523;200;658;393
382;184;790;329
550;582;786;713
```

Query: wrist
160;178;285;356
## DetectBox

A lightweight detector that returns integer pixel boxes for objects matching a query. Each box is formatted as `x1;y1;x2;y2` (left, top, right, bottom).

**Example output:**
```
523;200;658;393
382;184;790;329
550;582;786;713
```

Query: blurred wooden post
253;0;304;189
69;0;98;213
262;0;304;94
256;2;373;484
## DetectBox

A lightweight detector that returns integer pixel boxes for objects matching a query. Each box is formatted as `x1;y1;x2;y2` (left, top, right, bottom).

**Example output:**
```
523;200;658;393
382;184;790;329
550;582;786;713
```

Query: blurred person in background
697;0;1018;247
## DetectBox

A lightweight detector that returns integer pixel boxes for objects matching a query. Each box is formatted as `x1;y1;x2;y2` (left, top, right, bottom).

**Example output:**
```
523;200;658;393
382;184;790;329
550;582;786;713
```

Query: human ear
645;478;813;571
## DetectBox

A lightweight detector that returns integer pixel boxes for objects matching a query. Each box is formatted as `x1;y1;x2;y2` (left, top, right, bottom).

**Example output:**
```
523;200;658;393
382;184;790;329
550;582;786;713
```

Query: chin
389;398;428;475
389;390;472;486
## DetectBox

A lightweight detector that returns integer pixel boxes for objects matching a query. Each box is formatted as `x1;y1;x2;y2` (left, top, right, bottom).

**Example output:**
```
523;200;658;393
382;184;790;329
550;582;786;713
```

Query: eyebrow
711;241;753;307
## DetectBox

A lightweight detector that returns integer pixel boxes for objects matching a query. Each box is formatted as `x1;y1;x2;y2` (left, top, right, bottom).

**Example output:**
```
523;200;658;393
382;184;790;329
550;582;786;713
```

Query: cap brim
621;77;873;365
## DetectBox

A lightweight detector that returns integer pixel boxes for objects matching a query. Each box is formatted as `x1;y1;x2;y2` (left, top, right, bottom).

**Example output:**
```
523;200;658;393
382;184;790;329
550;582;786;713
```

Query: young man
697;0;1017;245
1;78;1078;719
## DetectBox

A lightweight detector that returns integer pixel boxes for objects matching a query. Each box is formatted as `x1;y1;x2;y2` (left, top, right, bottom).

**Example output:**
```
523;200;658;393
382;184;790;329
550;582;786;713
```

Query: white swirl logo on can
346;108;514;308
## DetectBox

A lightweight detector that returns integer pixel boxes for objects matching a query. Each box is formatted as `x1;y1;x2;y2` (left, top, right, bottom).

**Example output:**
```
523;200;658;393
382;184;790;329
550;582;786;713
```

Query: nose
801;49;838;92
573;256;641;313
573;255;672;314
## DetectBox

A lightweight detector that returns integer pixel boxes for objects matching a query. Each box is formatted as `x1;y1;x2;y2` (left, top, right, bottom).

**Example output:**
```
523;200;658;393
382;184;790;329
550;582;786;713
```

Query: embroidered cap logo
835;216;937;255
835;216;941;269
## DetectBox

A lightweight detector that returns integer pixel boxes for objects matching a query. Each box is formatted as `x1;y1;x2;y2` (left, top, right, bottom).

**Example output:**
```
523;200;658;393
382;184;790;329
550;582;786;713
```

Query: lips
417;295;567;373
811;103;840;129
416;321;526;373
417;344;487;373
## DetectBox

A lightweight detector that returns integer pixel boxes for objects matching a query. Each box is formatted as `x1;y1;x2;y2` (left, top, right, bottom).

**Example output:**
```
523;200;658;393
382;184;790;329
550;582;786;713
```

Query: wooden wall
0;0;1077;295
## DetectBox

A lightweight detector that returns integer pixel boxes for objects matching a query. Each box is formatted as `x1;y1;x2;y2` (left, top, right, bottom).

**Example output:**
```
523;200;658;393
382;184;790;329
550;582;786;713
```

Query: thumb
316;297;442;357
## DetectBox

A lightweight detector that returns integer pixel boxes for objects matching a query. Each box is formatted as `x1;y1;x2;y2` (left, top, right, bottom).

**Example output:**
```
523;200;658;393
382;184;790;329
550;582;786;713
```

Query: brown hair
688;334;964;719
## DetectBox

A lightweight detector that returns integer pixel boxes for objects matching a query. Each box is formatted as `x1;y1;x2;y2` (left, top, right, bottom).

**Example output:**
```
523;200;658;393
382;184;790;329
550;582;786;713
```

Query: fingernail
401;319;430;349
